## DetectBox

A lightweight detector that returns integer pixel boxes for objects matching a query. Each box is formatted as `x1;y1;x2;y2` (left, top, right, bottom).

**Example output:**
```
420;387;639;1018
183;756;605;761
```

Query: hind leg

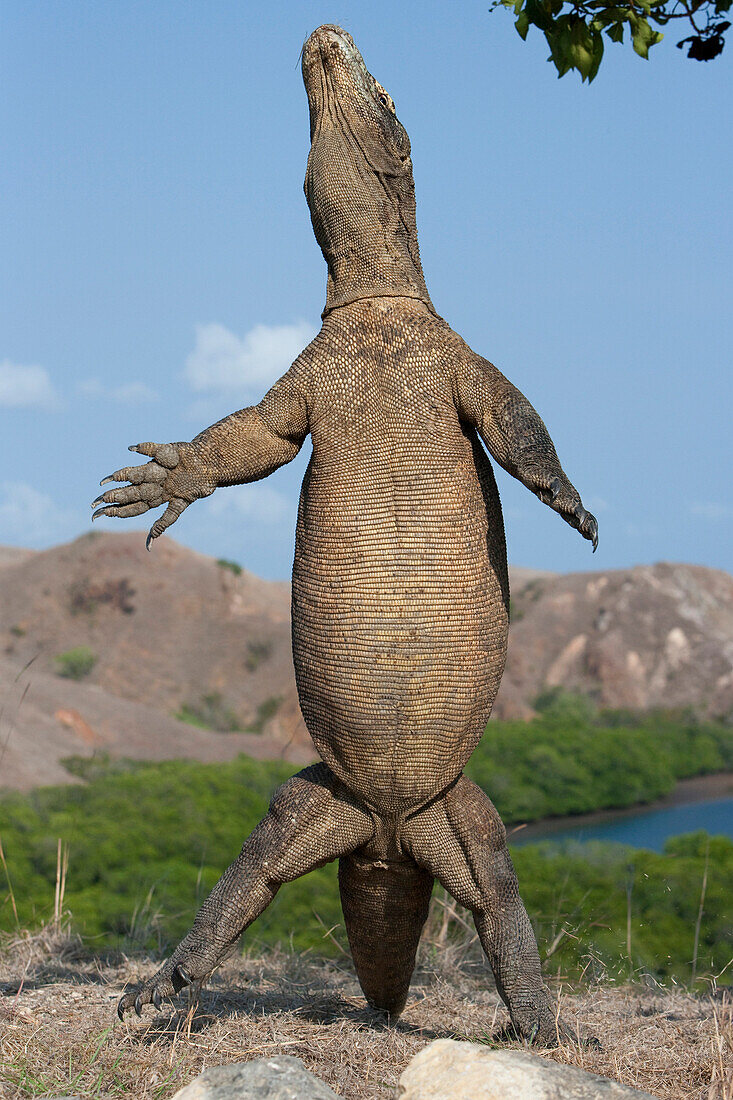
339;854;433;1017
402;776;562;1044
118;763;373;1017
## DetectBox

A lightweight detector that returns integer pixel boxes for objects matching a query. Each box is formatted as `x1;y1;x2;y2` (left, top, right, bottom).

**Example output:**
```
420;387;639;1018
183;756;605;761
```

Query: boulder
398;1040;659;1099
170;1055;338;1099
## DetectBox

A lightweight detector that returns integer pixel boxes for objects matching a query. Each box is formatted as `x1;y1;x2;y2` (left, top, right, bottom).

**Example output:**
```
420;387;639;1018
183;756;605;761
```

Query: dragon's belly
291;449;508;813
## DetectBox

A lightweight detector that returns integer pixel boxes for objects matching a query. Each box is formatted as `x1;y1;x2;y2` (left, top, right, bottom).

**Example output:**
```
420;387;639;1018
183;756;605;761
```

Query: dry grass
0;925;730;1100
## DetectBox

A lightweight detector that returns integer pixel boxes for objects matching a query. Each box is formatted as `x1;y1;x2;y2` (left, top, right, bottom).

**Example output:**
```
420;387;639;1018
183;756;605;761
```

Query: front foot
92;441;215;548
117;938;220;1019
117;959;194;1019
508;1000;570;1048
544;477;598;552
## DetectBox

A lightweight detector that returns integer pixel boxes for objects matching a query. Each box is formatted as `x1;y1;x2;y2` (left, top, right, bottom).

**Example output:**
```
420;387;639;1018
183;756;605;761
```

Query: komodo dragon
99;25;598;1042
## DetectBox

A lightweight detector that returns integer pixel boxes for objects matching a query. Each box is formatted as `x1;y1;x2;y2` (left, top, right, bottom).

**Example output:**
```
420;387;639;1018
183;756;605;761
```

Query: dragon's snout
302;24;362;72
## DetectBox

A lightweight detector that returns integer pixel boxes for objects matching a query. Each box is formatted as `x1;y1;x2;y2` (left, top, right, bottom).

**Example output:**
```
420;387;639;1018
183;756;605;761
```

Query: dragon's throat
320;199;435;316
321;212;435;313
308;160;435;316
323;264;434;316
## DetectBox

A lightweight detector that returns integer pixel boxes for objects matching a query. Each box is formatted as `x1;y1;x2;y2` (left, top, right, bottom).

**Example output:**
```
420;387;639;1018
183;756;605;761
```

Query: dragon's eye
374;81;395;114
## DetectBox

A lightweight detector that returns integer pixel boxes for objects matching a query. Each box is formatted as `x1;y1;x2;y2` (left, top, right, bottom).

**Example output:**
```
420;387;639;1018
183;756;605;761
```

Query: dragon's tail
338;853;433;1017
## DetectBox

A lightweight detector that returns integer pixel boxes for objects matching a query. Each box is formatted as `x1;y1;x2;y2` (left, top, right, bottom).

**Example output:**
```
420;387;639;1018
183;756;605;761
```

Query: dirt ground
0;929;730;1099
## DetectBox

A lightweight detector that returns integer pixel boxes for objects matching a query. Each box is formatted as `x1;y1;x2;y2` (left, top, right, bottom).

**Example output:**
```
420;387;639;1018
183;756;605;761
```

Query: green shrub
246;696;283;734
1;704;730;983
513;831;733;985
216;558;243;576
467;696;733;823
0;752;729;981
246;640;272;672
53;646;97;681
175;692;241;732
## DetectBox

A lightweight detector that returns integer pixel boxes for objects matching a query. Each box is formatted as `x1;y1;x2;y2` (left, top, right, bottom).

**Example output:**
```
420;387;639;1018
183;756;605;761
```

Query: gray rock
170;1055;339;1099
398;1040;659;1099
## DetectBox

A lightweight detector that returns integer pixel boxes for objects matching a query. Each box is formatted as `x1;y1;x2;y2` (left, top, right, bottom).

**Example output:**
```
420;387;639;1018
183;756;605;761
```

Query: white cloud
185;321;316;398
0;360;56;408
690;501;733;521
206;483;295;525
0;482;77;545
77;379;157;404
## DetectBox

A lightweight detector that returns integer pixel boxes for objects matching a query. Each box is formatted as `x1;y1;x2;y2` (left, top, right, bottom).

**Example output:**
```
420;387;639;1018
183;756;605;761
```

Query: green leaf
570;41;594;77
546;26;573;76
567;15;596;79
513;0;525;15
526;0;555;31
630;13;663;56
516;9;531;38
587;26;605;79
607;20;625;40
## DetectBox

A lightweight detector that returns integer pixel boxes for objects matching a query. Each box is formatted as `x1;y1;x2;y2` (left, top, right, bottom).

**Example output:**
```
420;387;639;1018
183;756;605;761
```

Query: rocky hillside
497;562;733;722
0;532;309;789
0;532;731;789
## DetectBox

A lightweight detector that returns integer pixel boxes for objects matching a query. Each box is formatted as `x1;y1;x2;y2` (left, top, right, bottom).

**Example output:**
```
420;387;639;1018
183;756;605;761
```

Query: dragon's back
291;299;509;813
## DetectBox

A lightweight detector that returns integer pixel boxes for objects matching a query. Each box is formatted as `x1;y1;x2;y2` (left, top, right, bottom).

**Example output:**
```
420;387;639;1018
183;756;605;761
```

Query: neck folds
305;136;435;318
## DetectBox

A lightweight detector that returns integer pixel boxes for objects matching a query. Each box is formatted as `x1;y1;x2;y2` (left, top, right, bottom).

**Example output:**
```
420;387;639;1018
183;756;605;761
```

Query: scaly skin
101;26;597;1044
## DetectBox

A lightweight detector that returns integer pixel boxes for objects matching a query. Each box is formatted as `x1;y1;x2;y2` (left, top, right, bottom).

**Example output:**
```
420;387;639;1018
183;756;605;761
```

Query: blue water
512;796;733;852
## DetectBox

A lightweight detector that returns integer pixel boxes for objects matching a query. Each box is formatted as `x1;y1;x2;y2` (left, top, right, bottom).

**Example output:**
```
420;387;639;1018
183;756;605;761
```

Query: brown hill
0;532;311;790
0;532;731;790
496;562;733;722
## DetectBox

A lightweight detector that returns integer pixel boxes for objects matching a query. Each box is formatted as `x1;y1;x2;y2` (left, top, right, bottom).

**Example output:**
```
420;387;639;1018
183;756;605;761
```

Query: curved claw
145;497;190;550
590;520;599;553
100;472;119;487
100;463;167;488
152;988;162;1010
129;442;179;469
134;994;144;1017
91;506;110;522
578;509;599;553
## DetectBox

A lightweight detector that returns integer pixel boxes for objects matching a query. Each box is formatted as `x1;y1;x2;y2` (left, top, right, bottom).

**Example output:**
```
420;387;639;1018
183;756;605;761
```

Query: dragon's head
302;25;411;171
301;25;433;316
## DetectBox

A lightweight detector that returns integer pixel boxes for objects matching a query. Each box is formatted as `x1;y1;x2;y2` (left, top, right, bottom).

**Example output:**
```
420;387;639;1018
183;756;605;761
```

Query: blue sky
1;1;731;580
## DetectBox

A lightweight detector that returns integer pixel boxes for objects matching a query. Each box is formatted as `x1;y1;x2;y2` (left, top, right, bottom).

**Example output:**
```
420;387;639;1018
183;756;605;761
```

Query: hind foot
402;775;567;1045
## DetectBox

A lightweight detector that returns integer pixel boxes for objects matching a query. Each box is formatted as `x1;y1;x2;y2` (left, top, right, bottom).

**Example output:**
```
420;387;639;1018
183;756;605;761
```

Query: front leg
93;364;310;546
454;355;598;551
